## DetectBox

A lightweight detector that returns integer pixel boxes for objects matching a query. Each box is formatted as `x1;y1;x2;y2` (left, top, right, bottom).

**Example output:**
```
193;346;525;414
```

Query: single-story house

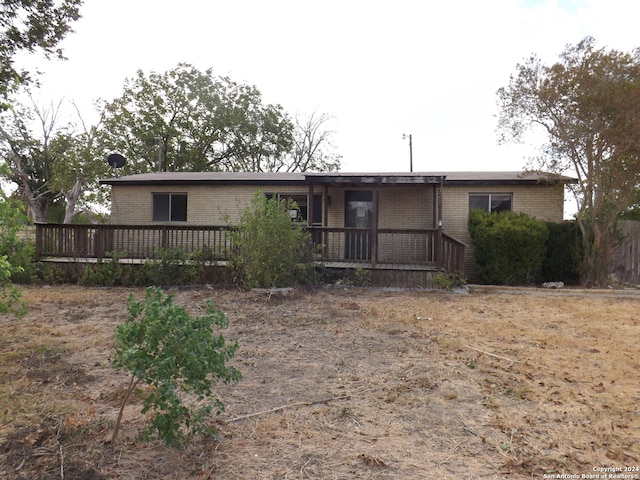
34;170;574;284
86;170;572;280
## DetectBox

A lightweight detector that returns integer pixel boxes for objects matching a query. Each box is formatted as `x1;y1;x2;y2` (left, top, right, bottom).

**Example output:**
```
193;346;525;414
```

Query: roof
99;171;306;186
99;170;577;186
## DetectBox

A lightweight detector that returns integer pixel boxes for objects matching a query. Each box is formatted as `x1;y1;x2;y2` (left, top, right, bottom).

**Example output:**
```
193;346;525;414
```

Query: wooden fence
612;220;640;284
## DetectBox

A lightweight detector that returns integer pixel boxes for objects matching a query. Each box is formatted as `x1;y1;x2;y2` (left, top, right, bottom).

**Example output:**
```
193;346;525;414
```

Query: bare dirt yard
0;284;639;479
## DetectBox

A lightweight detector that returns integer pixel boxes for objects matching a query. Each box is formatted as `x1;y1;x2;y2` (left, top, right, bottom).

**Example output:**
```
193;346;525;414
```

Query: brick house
86;170;572;282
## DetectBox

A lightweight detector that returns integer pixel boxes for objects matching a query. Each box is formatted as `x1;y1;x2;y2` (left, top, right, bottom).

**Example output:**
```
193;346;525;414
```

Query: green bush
469;209;549;285
0;197;29;316
0;199;35;284
142;247;205;286
112;287;241;446
80;251;136;286
228;192;313;288
431;271;467;291
542;221;580;284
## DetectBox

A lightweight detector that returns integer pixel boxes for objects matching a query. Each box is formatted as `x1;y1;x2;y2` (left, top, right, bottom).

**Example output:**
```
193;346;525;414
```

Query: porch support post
432;185;438;229
371;188;379;267
307;183;314;227
323;185;329;227
323;185;329;261
436;179;444;270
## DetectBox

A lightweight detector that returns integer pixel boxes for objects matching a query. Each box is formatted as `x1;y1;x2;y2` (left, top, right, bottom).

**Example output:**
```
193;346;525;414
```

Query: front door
345;190;373;260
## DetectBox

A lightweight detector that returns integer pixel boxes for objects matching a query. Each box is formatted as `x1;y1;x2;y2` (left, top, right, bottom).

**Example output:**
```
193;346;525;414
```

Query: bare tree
286;111;341;172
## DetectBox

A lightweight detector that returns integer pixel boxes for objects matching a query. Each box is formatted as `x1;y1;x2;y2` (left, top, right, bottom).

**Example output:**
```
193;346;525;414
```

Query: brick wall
442;183;565;279
110;185;313;225
109;181;566;279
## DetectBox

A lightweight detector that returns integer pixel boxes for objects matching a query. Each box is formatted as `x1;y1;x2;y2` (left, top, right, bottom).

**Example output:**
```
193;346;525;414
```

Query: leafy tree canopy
98;64;340;174
0;98;108;223
98;64;293;174
496;37;640;286
0;0;82;104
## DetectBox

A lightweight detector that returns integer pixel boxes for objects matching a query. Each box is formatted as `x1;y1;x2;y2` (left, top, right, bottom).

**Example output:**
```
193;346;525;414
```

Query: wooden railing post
35;223;43;260
436;227;443;270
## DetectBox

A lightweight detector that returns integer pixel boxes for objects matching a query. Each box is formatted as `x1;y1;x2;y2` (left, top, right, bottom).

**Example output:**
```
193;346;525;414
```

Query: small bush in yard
112;287;241;446
431;271;467;291
469;209;549;285
228;192;313;288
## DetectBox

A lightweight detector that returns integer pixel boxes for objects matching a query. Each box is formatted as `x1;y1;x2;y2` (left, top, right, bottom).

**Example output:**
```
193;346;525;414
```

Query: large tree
0;98;108;223
98;64;295;174
497;37;640;286
0;0;82;105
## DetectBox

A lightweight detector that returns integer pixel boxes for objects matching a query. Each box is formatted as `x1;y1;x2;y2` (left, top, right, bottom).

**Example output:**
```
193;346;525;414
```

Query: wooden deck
34;224;466;274
322;261;437;271
39;257;437;272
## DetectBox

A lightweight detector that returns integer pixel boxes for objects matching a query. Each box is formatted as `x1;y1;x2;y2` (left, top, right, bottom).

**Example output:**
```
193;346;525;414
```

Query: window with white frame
152;193;188;222
469;193;512;213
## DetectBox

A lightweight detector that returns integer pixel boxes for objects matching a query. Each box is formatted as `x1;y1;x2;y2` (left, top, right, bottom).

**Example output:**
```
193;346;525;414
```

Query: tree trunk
63;177;84;224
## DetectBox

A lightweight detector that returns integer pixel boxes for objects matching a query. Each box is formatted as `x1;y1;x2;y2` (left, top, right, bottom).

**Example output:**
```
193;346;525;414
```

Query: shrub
228;192;313;288
80;251;134;286
469;209;549;285
0;196;29;316
431;271;467;291
142;247;205;286
0;198;35;284
542;221;580;284
112;287;241;446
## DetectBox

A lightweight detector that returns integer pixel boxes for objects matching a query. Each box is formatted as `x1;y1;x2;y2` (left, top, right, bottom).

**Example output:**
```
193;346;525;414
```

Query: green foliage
99;64;294;174
0;100;110;223
431;271;467;291
0;0;81;103
341;266;372;287
142;247;206;286
469;209;549;285
0;198;35;284
80;251;135;287
112;287;241;446
497;37;640;286
620;205;640;221
0;195;29;316
228;192;313;289
542;221;581;284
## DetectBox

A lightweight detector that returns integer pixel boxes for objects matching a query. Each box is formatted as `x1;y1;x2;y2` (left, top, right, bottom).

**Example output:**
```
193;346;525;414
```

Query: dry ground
0;285;639;479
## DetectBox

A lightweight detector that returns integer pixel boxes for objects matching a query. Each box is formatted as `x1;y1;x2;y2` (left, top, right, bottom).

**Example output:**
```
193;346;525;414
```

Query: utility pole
402;133;413;172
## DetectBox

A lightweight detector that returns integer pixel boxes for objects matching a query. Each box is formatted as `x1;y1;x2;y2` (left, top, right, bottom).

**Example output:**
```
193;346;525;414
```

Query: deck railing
307;227;466;272
35;224;466;273
35;224;234;261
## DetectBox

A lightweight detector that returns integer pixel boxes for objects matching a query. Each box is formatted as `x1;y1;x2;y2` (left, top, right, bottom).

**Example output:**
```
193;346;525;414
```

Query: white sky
16;0;640;175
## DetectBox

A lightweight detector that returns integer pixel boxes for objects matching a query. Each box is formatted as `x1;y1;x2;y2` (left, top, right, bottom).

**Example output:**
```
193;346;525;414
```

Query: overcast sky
18;0;640;174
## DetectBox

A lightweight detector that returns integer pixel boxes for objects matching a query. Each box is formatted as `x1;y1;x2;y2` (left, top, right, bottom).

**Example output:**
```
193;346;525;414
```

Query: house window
469;193;512;213
152;193;187;222
266;193;322;225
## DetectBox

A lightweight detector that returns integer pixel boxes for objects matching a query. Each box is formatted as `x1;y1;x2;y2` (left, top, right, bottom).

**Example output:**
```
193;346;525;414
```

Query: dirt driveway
1;285;639;479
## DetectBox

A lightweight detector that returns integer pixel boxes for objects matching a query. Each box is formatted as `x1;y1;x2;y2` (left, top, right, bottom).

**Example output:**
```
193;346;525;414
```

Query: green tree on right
497;37;640;287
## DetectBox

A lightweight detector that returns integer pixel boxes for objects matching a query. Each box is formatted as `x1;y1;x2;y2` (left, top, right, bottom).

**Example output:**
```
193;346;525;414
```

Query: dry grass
0;285;639;479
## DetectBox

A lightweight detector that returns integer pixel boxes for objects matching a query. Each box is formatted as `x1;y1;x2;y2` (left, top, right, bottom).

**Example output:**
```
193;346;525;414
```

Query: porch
34;224;466;273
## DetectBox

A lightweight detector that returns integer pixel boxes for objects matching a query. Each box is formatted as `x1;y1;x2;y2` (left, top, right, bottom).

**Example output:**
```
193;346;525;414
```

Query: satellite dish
107;153;126;169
